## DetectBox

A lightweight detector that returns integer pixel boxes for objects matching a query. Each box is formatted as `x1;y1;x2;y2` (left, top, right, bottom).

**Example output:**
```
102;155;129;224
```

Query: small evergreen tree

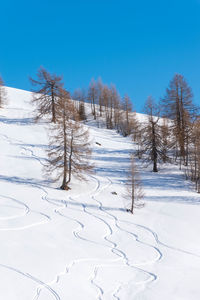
72;88;87;121
78;101;87;121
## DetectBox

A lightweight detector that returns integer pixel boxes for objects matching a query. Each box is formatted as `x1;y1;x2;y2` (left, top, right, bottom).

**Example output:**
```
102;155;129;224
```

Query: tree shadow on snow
46;197;126;212
12;143;49;149
0;174;50;187
0;117;35;126
146;195;200;205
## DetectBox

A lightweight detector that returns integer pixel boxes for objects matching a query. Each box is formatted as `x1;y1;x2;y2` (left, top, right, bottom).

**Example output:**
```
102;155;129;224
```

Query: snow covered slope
0;86;200;300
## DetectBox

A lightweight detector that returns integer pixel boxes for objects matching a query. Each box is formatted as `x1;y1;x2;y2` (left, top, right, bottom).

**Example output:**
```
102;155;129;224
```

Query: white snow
0;86;200;299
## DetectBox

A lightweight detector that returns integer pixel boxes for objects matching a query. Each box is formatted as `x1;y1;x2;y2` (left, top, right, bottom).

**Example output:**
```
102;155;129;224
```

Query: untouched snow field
0;86;200;300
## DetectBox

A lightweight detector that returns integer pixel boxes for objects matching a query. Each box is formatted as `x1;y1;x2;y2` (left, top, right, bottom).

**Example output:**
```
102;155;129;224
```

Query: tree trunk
60;113;68;190
131;181;134;214
66;133;73;187
153;160;158;172
152;122;158;172
51;87;56;123
92;96;96;120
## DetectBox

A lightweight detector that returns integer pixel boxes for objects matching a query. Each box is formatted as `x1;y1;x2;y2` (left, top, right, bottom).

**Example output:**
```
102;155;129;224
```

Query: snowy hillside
0;86;200;300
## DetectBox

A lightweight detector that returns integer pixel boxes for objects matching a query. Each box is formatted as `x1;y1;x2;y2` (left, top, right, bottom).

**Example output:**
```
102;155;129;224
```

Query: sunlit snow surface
0;86;200;299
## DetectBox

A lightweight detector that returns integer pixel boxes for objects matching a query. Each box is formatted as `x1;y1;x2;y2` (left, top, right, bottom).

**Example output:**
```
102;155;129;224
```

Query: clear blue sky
0;0;200;111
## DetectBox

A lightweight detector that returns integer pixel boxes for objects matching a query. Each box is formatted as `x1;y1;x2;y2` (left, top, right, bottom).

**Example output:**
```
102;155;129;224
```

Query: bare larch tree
88;78;97;119
125;154;144;214
160;117;171;163
162;74;196;167
141;97;167;172
30;67;64;123
45;88;92;190
121;94;132;136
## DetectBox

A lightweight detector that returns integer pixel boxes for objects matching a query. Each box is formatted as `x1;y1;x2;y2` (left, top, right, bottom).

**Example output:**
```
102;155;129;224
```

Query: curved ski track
0;133;59;299
1;130;200;300
0;263;60;300
22;142;158;300
88;176;160;299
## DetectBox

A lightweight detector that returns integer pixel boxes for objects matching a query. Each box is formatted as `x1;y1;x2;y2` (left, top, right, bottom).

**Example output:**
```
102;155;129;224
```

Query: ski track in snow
1;129;195;300
0;133;51;230
33;169;121;299
127;221;200;259
0;194;30;220
18;140;158;300
1;109;200;299
12;138;113;299
0;263;60;300
0;132;60;299
89;176;159;299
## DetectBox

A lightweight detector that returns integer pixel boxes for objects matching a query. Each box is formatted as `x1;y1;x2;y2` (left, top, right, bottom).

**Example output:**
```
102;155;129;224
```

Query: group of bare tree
160;74;200;192
2;67;200;214
28;68;200;216
30;67;92;190
30;68;143;212
73;78;137;137
132;74;200;194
